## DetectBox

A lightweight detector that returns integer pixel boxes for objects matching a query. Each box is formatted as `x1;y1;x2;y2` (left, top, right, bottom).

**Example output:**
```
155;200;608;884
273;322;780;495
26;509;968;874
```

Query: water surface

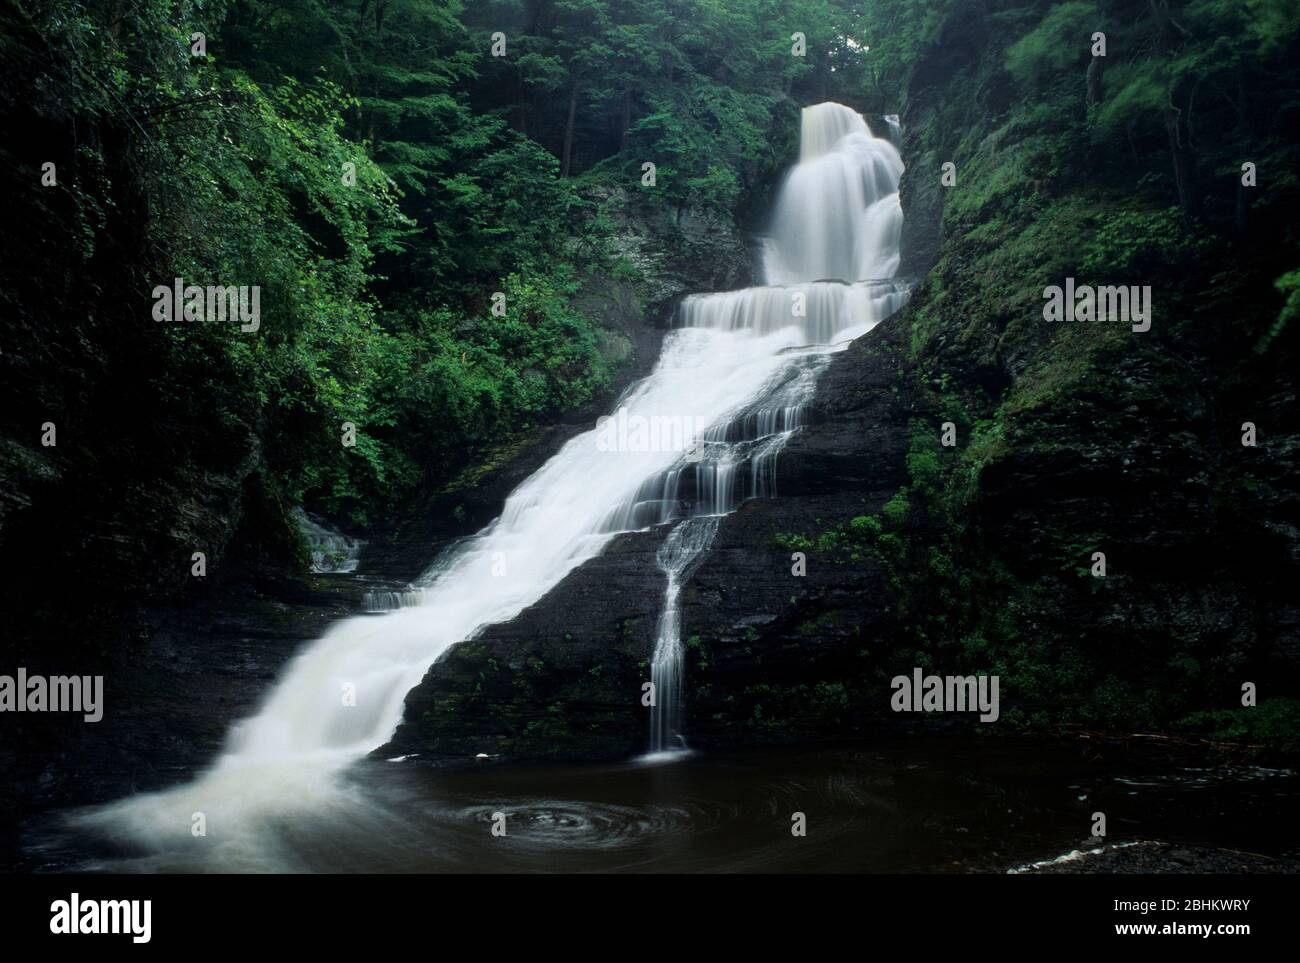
36;738;1296;873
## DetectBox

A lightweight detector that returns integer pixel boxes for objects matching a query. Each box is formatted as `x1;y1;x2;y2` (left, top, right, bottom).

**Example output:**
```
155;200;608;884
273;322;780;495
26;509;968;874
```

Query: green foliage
1093;60;1167;136
1178;699;1300;755
773;532;813;552
4;0;700;543
855;0;953;105
1256;269;1300;353
337;270;609;520
623;81;783;210
881;489;910;527
841;0;1300;753
8;0;951;555
1004;1;1098;86
905;432;943;498
1079;207;1212;277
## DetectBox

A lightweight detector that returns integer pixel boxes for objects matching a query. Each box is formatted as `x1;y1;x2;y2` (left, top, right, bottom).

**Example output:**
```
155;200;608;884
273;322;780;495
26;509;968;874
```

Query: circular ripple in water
457;799;699;850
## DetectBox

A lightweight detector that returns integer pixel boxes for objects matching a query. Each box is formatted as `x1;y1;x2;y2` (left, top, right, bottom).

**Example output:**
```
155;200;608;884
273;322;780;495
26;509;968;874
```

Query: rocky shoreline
1013;841;1300;875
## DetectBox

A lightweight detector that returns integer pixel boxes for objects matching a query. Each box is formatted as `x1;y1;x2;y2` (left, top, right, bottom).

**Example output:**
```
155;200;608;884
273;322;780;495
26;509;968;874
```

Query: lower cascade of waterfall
648;516;719;755
69;102;907;860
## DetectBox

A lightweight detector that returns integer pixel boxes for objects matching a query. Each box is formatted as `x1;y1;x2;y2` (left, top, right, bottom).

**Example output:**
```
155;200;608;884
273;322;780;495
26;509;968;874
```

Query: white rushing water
73;102;907;861
647;516;719;755
763;103;904;285
644;103;908;754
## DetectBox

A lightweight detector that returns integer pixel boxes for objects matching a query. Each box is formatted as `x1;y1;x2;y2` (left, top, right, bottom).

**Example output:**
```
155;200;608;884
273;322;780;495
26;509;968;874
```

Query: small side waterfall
74;103;907;860
884;114;902;146
362;588;425;612
648;517;719;754
292;508;363;574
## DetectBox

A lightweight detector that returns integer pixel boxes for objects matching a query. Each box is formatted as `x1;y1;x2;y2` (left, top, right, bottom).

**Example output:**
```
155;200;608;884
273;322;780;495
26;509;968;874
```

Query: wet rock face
894;0;988;280
678;324;917;749
582;184;754;322
384;527;668;761
383;316;921;763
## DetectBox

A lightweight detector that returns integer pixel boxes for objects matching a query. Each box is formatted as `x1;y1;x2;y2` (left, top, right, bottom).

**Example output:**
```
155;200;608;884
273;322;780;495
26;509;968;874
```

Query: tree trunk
561;80;579;178
1233;67;1252;236
516;67;528;135
620;86;632;153
1086;56;1103;111
1148;0;1200;227
525;0;543;34
1162;102;1201;227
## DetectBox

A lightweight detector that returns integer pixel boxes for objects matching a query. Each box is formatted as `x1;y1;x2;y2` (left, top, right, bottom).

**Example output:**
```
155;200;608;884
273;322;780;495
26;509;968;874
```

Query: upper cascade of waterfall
799;102;869;160
762;102;904;286
678;280;911;344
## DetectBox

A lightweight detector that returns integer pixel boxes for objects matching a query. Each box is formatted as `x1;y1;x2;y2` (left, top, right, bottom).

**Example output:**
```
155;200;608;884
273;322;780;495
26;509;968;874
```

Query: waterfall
648;516;719;755
74;102;906;851
763;103;904;285
362;588;425;612
292;508;363;574
883;114;902;147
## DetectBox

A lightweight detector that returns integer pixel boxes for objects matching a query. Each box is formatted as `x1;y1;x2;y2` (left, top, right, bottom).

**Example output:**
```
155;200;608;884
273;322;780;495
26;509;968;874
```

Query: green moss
882;489;911;527
1178;699;1300;756
773;531;813;551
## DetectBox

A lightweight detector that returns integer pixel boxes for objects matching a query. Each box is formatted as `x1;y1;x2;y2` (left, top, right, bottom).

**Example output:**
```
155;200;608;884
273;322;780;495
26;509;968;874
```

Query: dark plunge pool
26;736;1299;873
